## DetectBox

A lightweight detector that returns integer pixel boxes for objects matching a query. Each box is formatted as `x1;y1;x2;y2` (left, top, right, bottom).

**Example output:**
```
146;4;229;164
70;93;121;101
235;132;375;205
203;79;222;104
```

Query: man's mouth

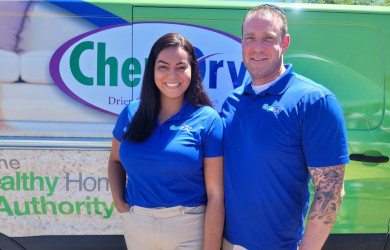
251;57;266;61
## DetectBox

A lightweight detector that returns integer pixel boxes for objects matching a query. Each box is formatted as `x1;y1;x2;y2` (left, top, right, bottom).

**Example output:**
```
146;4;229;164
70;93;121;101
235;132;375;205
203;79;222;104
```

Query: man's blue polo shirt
113;99;223;208
221;64;349;249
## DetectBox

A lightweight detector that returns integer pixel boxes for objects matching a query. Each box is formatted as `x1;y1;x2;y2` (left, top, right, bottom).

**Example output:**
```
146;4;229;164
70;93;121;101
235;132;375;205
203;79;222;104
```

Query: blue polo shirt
113;99;223;208
221;64;349;249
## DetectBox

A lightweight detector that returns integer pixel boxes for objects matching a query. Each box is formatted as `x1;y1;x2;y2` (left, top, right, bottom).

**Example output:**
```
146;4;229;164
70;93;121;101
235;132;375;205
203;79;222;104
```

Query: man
221;4;349;250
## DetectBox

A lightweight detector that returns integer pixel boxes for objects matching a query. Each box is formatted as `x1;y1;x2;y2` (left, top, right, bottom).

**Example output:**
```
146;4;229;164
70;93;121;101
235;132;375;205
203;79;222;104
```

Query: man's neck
252;64;286;86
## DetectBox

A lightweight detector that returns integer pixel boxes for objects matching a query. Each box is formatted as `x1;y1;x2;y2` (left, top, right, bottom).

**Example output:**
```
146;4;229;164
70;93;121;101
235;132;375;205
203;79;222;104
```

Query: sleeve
112;105;131;142
302;95;350;167
203;109;224;158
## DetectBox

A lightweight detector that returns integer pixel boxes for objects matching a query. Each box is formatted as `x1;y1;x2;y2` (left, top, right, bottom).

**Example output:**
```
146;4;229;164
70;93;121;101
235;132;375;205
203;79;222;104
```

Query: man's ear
282;34;290;54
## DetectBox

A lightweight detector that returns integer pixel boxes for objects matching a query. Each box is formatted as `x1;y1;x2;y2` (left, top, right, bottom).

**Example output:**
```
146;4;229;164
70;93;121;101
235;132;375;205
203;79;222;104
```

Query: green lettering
59;201;74;215
103;202;115;219
75;201;85;215
30;172;44;192
93;197;102;215
97;42;118;86
46;176;58;196
0;196;13;216
1;176;14;191
70;41;94;86
86;196;92;214
122;57;141;87
31;197;42;215
21;172;29;191
14;200;30;216
16;172;20;190
41;196;57;215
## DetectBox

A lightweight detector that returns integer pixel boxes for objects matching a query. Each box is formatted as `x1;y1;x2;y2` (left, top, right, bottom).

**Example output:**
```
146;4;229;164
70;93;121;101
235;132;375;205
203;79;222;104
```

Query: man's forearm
299;192;343;249
300;165;345;250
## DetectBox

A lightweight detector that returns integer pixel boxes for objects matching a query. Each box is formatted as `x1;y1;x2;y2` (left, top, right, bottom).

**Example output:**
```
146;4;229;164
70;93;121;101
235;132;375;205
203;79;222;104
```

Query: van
0;0;389;249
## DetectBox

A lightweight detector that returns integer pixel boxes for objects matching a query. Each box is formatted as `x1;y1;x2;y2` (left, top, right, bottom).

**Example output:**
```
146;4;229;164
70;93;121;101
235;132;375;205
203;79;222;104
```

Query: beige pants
120;205;206;250
222;238;247;250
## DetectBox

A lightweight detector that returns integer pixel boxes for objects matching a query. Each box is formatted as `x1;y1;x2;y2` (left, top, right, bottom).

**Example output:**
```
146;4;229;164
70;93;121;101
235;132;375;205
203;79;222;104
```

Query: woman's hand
115;200;130;213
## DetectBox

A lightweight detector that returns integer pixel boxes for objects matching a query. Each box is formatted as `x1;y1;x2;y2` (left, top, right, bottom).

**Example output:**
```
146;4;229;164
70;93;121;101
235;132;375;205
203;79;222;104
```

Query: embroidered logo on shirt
262;104;283;116
170;124;192;132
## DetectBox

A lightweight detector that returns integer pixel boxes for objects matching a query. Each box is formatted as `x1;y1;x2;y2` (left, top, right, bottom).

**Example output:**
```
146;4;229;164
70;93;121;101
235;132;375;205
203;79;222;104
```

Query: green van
0;0;389;249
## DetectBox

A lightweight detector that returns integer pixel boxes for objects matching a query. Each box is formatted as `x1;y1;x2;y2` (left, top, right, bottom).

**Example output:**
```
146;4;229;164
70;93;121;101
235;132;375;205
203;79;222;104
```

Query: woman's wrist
115;199;130;213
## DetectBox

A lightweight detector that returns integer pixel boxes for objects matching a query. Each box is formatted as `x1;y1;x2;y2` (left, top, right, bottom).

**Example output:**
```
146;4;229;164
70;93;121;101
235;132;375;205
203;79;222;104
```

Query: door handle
349;154;389;163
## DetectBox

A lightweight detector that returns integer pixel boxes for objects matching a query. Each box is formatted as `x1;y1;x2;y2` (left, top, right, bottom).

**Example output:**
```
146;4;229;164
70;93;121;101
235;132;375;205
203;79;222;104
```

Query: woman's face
154;47;191;102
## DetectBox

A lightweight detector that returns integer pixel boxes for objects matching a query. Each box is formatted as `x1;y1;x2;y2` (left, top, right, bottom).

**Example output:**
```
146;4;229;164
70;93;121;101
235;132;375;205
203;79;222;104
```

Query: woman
108;33;224;250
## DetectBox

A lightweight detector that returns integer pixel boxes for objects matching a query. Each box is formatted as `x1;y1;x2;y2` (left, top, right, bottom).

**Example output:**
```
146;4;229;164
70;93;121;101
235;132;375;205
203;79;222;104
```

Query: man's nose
252;40;264;52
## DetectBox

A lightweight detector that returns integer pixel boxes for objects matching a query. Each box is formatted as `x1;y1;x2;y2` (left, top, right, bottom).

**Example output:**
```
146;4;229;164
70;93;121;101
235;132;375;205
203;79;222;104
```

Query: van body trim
0;138;111;150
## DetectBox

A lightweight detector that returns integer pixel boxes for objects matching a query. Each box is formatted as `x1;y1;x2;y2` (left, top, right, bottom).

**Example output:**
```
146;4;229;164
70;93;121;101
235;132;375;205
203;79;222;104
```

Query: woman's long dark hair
123;33;212;143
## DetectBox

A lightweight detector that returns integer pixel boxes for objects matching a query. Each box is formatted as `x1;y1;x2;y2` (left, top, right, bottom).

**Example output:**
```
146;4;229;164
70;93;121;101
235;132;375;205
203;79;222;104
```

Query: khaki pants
222;238;247;250
120;205;206;250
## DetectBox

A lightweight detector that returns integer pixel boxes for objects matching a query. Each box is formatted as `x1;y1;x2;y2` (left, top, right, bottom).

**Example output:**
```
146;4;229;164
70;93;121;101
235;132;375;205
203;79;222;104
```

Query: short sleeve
203;110;224;158
112;105;131;142
302;95;349;167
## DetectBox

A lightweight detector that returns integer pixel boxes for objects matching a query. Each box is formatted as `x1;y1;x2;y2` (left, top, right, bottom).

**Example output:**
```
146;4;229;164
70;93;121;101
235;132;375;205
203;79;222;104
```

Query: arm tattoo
308;165;345;226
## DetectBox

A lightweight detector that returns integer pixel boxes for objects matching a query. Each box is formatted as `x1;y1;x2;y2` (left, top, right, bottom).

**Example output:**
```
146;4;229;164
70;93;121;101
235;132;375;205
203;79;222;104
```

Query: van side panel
0;1;389;249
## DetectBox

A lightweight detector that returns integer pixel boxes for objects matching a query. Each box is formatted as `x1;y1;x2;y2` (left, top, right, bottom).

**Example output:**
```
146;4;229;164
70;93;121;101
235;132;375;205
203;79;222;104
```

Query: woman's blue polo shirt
113;99;223;208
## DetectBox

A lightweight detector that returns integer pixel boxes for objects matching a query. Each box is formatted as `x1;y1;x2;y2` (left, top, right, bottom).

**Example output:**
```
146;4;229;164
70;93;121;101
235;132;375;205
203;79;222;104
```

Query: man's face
242;13;290;85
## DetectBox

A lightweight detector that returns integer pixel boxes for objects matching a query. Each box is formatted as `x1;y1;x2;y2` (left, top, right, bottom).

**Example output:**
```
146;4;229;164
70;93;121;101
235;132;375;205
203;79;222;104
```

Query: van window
285;11;385;130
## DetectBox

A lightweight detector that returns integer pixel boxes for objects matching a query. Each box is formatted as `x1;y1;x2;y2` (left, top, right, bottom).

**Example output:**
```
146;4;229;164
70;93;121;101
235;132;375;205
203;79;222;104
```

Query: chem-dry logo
50;22;248;115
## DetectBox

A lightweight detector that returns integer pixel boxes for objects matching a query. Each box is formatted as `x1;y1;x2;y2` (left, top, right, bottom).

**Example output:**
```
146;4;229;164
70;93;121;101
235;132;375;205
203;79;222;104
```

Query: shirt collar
242;64;295;96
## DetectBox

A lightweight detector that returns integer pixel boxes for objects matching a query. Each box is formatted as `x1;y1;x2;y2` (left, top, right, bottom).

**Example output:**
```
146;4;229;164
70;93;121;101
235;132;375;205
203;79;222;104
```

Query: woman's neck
158;96;185;125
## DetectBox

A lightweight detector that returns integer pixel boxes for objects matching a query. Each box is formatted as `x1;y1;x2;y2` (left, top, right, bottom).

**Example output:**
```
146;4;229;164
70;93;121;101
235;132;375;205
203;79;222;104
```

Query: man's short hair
242;4;288;40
